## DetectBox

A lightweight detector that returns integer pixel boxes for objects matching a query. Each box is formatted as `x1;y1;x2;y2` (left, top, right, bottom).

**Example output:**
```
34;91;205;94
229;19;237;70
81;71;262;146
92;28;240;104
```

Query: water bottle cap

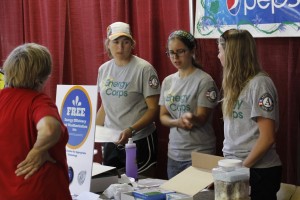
128;138;133;144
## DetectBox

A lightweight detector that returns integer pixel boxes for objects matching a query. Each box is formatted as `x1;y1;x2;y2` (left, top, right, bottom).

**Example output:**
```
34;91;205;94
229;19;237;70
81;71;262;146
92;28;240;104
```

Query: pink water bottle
125;138;138;180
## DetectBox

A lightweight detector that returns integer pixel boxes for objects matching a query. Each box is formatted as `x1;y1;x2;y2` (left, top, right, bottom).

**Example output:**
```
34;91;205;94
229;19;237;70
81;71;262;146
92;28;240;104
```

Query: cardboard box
160;152;223;199
90;162;119;193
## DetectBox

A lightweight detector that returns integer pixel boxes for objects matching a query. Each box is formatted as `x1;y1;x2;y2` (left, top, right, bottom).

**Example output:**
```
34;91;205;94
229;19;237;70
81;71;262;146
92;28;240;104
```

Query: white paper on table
137;178;167;188
77;191;99;200
92;162;116;176
94;125;121;143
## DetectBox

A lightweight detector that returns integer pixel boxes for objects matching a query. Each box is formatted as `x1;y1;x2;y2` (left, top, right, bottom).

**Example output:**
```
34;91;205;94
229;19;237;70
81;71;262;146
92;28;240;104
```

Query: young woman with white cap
96;22;160;175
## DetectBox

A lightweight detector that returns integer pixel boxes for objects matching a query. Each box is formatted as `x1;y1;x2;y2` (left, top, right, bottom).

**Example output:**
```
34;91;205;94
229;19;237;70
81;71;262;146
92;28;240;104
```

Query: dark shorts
103;131;157;173
250;166;282;200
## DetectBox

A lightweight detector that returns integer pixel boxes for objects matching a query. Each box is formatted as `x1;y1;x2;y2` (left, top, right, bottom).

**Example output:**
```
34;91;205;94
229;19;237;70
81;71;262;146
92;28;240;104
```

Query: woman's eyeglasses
166;49;187;58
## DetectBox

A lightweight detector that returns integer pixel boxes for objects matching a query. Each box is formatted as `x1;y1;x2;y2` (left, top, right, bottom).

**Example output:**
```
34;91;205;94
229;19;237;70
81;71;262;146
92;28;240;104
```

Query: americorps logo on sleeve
258;93;274;112
60;86;92;149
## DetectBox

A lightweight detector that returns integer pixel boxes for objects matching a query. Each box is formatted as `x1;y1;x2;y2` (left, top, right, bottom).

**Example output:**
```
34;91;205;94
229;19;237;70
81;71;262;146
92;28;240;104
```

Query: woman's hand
15;116;61;179
15;148;56;179
179;107;212;129
243;117;276;168
177;112;194;130
117;128;133;145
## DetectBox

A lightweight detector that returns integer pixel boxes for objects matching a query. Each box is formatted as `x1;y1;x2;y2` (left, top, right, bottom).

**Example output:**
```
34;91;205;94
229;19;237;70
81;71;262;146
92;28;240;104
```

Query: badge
258;93;274;111
77;170;87;185
149;75;159;89
206;87;217;102
68;166;74;184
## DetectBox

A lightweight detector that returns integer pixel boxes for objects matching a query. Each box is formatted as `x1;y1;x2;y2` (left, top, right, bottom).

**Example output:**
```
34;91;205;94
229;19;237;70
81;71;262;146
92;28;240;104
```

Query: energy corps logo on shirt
233;100;243;119
165;93;191;112
102;78;129;98
60;86;92;149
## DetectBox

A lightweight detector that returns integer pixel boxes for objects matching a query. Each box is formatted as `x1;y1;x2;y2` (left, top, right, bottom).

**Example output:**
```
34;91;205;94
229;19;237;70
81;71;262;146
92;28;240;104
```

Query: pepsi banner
194;0;300;38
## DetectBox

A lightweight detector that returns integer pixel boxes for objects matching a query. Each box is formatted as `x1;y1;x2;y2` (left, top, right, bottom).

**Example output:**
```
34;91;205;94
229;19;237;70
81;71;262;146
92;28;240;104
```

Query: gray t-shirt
159;68;219;161
223;73;282;168
97;55;160;140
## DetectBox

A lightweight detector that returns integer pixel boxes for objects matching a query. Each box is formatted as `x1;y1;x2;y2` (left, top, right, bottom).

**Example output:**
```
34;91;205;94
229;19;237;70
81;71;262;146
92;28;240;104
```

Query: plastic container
212;159;250;200
125;138;138;180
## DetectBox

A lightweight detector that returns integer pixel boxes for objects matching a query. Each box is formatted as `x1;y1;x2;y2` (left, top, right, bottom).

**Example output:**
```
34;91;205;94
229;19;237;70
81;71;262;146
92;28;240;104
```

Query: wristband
128;126;136;136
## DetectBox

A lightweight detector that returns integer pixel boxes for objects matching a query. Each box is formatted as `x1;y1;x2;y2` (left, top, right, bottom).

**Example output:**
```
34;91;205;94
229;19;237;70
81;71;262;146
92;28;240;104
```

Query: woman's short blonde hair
3;43;52;90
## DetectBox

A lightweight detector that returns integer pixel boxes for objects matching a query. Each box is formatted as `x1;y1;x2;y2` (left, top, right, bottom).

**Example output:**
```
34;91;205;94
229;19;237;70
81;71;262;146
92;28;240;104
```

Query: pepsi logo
227;0;241;16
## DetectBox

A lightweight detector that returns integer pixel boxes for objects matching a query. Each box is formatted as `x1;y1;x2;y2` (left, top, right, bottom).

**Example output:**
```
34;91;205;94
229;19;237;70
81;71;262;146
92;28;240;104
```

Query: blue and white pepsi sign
61;87;91;148
194;0;300;38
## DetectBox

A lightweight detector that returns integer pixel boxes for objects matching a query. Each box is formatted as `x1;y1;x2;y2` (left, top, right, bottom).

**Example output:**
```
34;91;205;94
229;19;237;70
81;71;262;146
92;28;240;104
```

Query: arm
243;117;276;168
15;116;61;179
181;106;212;127
96;104;105;126
117;94;159;144
160;106;212;130
160;105;193;130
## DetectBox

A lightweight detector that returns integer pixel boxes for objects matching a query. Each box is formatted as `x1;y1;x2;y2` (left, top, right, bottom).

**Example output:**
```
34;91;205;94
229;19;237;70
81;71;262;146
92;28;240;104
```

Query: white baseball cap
107;22;133;40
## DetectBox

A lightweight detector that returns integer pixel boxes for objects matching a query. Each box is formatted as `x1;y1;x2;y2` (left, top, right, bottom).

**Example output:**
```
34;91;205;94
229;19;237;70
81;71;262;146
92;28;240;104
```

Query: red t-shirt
0;88;72;200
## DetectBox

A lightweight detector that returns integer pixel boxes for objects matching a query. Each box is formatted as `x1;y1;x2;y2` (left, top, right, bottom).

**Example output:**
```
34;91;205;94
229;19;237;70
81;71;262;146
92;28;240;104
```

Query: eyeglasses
166;49;187;58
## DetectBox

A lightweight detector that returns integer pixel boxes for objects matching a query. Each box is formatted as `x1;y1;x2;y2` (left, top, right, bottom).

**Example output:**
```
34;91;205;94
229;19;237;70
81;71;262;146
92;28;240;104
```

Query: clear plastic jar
212;159;250;200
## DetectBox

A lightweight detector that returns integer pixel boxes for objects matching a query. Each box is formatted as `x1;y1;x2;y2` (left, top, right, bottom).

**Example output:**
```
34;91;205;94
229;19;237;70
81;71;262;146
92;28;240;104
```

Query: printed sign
62;89;91;149
56;85;98;197
194;0;300;38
